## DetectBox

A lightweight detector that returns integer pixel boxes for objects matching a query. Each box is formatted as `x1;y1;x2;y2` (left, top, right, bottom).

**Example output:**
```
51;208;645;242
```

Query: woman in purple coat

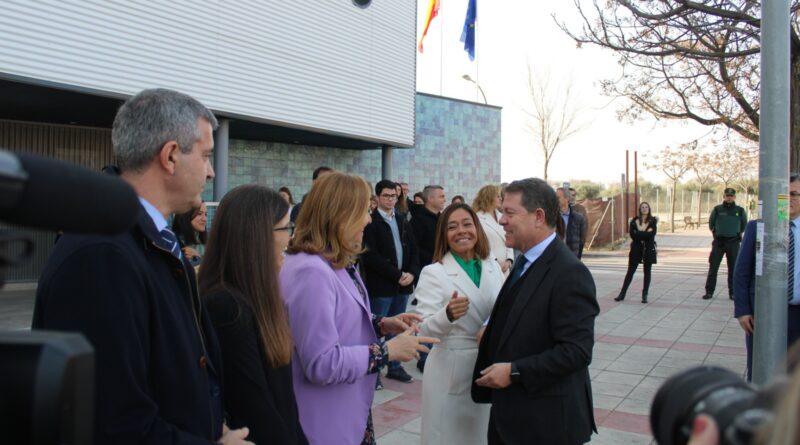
280;172;438;445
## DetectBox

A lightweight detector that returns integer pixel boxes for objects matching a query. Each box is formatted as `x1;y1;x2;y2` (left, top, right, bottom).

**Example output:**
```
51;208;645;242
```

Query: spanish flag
418;0;440;53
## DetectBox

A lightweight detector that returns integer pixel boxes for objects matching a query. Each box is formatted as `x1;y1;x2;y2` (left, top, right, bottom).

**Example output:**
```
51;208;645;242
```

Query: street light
461;74;487;104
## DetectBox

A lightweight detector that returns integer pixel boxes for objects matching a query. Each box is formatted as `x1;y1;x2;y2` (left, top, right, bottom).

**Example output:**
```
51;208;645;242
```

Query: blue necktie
789;222;795;302
159;228;183;260
509;256;529;287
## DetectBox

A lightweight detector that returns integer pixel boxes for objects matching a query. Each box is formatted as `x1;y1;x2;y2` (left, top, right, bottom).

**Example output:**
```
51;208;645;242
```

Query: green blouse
452;253;482;287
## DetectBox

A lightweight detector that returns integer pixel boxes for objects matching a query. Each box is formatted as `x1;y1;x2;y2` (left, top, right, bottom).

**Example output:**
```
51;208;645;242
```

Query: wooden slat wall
1;119;113;282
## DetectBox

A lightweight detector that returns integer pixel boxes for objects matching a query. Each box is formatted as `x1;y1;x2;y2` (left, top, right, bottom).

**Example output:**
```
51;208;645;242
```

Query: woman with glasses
615;201;658;304
280;172;438;445
199;184;307;444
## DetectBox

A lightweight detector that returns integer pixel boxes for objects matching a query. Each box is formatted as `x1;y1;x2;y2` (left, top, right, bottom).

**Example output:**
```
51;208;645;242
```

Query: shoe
411;298;418;306
614;294;625;302
386;367;413;383
642;295;648;304
729;295;734;300
375;375;383;391
702;294;713;300
416;360;425;374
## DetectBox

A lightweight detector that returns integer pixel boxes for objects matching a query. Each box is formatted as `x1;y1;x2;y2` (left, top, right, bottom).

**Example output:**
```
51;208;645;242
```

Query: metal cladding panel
0;1;416;146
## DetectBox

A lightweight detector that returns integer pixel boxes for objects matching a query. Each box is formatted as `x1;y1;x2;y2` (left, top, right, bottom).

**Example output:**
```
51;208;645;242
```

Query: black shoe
416;360;425;374
411;298;418;306
702;294;713;300
729;295;734;300
614;294;625;302
386;367;413;383
642;295;648;304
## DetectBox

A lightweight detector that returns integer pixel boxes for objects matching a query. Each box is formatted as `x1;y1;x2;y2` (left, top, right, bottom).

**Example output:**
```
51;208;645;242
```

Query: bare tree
557;1;800;170
522;63;587;181
646;143;696;232
713;144;758;188
692;150;716;226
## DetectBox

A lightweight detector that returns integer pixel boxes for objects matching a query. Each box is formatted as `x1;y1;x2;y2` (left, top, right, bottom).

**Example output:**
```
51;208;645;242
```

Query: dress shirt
138;197;168;232
378;207;403;268
519;232;558;275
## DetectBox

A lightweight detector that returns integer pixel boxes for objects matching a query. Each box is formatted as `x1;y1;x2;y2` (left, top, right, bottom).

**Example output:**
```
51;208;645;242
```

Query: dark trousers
619;259;652;297
744;305;800;382
705;237;740;296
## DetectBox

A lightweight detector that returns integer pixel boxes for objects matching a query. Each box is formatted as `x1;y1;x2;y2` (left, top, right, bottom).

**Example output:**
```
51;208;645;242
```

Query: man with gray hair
33;89;253;444
472;178;598;444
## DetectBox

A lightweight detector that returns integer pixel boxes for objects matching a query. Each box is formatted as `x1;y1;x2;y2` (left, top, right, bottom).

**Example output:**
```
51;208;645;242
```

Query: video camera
0;150;140;444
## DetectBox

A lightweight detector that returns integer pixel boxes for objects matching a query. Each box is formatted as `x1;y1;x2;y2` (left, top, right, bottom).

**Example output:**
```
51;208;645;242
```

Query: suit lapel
496;240;559;351
332;266;371;317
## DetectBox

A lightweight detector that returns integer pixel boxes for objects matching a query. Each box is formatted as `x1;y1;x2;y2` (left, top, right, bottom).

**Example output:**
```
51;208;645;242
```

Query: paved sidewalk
370;231;744;445
1;231;743;444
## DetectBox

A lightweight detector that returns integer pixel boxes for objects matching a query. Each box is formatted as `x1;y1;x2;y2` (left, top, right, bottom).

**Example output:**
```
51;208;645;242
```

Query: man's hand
687;414;719;445
382;312;423;335
218;425;254;445
398;272;414;287
737;315;754;336
182;246;200;259
475;363;512;389
445;291;470;322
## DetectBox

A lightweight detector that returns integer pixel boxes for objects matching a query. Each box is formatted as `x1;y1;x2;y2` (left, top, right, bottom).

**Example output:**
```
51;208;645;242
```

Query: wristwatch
510;362;521;383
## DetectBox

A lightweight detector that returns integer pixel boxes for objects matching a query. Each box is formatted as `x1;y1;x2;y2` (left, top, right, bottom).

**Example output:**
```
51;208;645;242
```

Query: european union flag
460;0;476;61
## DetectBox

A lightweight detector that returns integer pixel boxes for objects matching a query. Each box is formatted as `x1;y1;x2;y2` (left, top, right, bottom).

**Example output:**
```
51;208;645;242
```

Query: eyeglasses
380;194;398;200
274;222;295;236
724;194;735;197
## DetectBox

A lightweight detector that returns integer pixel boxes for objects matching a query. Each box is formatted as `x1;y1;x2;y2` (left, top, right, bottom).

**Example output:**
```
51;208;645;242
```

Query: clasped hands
380;312;439;362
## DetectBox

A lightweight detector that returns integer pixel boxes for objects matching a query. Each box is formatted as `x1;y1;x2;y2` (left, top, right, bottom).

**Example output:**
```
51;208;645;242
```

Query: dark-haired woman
172;202;207;267
199;185;308;445
615;202;658;303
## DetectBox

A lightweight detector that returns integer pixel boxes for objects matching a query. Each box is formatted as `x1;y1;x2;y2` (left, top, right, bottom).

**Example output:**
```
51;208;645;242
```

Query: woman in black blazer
199;184;307;445
615;202;658;303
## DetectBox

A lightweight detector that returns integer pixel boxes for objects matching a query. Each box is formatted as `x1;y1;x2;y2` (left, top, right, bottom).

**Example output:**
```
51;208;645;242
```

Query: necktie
509;256;529;287
159;228;183;260
789;222;795;302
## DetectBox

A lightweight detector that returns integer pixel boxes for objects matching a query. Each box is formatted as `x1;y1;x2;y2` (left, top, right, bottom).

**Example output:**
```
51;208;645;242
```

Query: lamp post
461;74;487;104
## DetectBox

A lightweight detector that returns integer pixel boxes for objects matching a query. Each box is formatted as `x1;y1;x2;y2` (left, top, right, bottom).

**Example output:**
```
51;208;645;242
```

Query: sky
414;0;714;186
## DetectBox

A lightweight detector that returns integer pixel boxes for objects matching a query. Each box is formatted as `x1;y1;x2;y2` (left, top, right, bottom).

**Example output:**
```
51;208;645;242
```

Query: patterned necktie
509;256;529;287
789;222;795;302
159;228;183;260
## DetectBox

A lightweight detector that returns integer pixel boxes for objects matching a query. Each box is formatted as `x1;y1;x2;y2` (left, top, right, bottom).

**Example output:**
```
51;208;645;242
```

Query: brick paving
0;229;744;444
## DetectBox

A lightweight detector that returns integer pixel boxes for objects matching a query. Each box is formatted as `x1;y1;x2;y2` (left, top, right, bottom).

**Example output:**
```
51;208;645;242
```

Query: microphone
0;150;139;234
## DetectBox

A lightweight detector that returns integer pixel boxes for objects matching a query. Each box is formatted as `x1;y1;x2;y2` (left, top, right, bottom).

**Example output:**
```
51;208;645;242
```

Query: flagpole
475;2;479;103
439;0;444;95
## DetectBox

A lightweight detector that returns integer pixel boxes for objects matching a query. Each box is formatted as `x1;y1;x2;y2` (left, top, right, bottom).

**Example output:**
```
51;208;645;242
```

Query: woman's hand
446;291;470;322
381;312;423;335
385;329;439;362
183;246;200;258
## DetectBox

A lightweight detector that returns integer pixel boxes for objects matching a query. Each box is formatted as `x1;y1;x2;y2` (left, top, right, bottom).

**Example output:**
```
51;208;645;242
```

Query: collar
377;207;395;220
521;231;557;266
138;197;168;232
793;215;800;227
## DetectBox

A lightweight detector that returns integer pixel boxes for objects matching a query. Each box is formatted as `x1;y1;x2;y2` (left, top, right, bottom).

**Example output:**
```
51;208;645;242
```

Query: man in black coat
32;89;252;445
410;185;446;269
557;188;588;258
362;179;420;383
472;178;599;445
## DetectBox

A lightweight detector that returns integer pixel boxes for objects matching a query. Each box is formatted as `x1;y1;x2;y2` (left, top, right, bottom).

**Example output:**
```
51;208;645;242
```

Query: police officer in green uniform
703;188;748;300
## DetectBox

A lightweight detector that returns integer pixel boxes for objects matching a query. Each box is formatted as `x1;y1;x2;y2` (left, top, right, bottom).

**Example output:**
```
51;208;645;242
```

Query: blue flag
460;0;476;61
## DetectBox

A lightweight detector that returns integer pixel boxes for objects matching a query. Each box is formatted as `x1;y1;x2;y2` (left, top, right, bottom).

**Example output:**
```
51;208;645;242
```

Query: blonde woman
472;184;514;276
279;172;437;445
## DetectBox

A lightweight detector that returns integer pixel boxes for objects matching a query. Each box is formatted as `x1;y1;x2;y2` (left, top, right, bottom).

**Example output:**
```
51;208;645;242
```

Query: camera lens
651;366;755;445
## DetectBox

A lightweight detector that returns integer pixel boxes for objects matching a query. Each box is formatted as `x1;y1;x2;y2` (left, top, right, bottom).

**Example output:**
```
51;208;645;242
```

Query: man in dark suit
362;179;420;384
734;174;800;381
472;178;599;445
556;187;588;258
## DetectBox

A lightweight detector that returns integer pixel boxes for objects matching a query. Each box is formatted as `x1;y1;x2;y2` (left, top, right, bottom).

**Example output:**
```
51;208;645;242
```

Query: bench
683;216;699;230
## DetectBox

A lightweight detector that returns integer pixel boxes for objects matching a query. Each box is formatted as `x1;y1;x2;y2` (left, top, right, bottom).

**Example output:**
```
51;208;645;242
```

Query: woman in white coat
473;184;514;277
413;203;504;445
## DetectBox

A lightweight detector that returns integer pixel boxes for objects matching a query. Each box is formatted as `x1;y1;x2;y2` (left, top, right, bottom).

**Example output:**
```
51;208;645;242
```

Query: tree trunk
543;157;549;182
670;181;677;233
697;188;702;229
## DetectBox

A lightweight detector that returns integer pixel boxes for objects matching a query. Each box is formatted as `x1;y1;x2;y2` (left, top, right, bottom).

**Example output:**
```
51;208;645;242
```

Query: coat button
198;356;207;369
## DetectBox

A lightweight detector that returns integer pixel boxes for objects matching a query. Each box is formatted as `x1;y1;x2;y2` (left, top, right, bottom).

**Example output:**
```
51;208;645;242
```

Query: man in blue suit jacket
734;174;800;381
